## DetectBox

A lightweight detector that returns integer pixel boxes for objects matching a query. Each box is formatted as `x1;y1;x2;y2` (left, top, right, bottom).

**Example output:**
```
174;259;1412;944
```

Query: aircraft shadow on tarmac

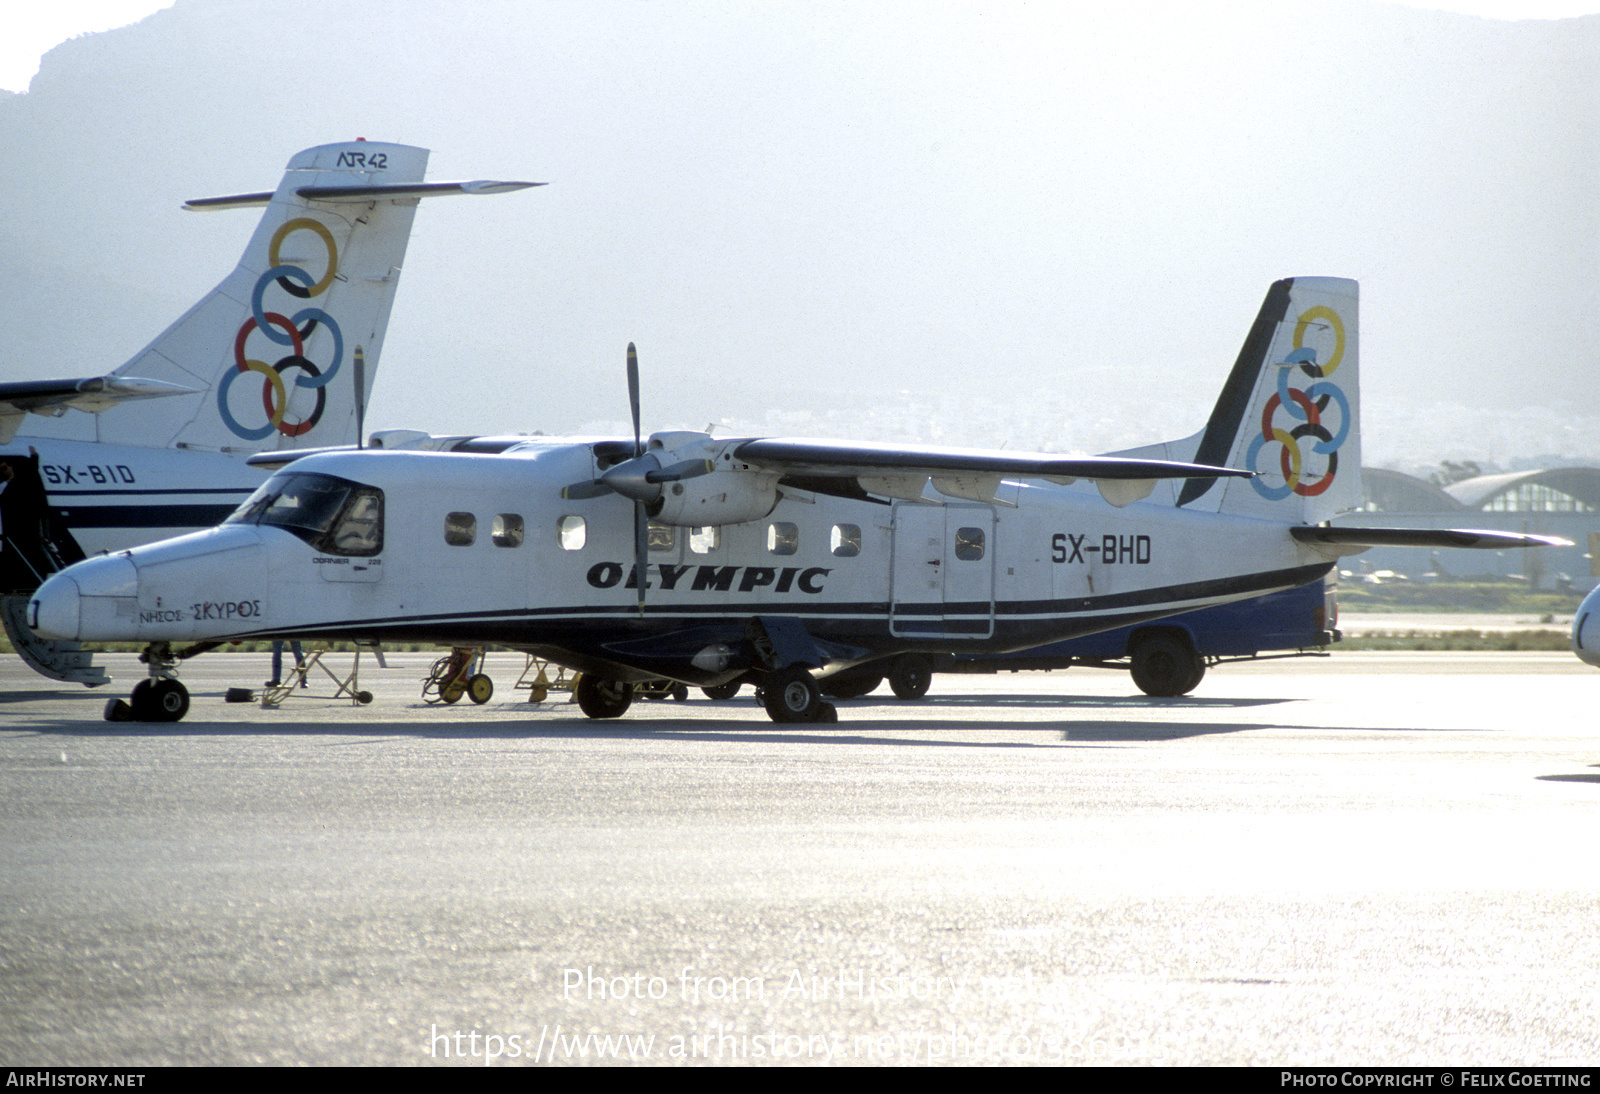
14;697;1301;745
1535;771;1600;784
14;713;1533;747
6;688;1486;746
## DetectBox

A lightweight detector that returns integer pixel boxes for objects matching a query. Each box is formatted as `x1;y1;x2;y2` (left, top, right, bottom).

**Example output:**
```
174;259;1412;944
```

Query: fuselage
3;436;262;558
30;440;1334;685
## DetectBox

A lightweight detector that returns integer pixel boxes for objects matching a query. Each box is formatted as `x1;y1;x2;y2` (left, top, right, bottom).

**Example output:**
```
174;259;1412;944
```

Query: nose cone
30;555;138;641
30;574;81;640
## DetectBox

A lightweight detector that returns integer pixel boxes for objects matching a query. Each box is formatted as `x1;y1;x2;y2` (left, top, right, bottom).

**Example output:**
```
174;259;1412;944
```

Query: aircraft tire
576;675;633;719
468;674;494;704
131;678;189;722
702;682;742;701
888;655;932;700
763;666;822;723
129;679;155;720
104;698;133;722
820;670;883;699
1129;633;1202;697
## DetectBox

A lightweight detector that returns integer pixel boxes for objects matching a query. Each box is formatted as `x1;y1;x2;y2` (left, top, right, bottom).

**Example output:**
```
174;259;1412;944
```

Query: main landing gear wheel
820;670;883;700
1129;633;1205;697
702;681;742;701
127;678;190;722
467;674;494;704
575;675;634;719
763;666;824;723
887;654;932;700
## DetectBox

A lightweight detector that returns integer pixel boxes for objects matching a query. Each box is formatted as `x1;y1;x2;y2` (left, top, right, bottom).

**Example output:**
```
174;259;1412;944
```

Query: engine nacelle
1573;584;1600;668
652;468;780;526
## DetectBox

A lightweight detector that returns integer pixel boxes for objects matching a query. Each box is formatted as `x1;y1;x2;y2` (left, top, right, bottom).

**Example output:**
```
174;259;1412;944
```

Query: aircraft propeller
559;344;719;611
555;344;716;611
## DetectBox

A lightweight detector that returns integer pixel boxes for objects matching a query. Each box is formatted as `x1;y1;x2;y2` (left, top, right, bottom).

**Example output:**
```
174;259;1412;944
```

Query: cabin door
889;502;995;638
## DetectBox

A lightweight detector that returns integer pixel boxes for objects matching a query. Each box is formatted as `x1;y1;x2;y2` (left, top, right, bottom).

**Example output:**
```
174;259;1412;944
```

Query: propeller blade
645;459;716;485
633;501;649;616
559;480;614;500
627;342;641;458
625;342;647;614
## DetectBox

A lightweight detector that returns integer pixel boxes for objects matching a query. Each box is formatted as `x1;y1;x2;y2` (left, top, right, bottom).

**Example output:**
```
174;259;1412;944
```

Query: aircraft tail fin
1144;277;1361;523
93;143;537;454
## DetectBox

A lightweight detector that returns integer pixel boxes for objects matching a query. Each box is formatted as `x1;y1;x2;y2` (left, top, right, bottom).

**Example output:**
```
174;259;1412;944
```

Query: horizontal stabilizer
297;180;544;202
182;191;276;211
1291;526;1571;552
0;376;197;443
186;180;543;211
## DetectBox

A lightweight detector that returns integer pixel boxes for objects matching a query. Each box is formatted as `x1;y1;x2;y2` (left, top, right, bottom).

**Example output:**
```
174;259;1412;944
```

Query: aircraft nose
29;574;81;640
30;555;138;641
1573;585;1600;668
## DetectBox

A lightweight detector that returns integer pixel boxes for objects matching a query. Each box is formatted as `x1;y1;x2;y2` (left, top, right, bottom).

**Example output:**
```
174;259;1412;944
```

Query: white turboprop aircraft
0;140;538;685
29;277;1563;722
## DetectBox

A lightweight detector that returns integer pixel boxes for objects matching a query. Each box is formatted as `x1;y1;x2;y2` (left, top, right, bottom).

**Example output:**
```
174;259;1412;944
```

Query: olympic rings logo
217;217;345;440
1247;304;1351;500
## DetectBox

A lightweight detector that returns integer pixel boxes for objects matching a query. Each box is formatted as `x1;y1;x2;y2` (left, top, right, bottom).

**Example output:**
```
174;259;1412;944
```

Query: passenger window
954;526;985;561
446;512;475;547
493;513;524;548
689;526;718;554
768;522;798;556
648;522;675;552
559;515;586;551
831;523;861;558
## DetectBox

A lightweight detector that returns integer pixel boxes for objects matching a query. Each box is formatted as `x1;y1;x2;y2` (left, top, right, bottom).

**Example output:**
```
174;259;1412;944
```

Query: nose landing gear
104;642;200;722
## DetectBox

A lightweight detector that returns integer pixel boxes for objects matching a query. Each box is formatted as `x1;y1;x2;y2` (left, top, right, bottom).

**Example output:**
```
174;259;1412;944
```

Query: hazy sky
5;0;1600;91
7;0;1600;471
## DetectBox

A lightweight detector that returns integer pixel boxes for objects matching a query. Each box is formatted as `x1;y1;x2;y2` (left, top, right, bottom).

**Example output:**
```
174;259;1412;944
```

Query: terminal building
1333;466;1600;589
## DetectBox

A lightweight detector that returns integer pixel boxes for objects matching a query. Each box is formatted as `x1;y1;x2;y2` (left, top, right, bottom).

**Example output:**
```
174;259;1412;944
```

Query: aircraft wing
732;438;1254;481
0;376;197;444
730;438;1253;507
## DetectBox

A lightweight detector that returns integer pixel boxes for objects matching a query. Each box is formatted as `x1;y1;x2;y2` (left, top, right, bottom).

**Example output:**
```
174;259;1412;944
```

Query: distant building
1332;467;1600;589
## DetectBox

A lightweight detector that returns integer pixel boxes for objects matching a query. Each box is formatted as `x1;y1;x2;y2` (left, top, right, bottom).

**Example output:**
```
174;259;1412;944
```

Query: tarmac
1;646;1595;1066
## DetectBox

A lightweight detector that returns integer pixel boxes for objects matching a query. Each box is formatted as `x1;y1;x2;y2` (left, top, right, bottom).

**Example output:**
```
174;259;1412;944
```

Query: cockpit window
228;471;384;556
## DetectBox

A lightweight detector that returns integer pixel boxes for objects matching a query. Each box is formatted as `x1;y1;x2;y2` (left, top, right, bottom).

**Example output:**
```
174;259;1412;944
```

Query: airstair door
890;502;995;639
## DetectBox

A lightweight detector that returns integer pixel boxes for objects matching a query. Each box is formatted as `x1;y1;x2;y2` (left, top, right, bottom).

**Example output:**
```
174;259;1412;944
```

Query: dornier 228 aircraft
0;140;539;686
29;277;1563;723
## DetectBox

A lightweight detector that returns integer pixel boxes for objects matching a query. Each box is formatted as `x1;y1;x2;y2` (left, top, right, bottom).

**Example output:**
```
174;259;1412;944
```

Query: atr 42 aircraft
30;277;1564;723
0;140;538;685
